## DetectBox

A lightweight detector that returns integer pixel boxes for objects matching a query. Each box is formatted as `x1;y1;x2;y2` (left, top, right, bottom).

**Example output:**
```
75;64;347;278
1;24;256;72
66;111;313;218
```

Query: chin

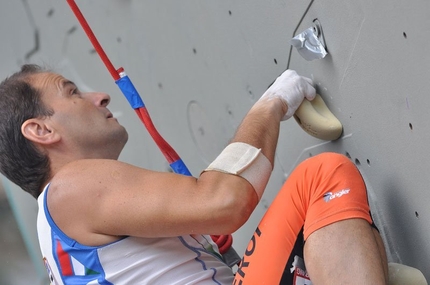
116;130;129;154
122;129;129;144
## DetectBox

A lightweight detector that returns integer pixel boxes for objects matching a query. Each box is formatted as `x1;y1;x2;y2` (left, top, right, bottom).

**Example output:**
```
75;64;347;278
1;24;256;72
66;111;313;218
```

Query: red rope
211;235;233;254
66;0;120;81
135;108;180;164
66;0;234;255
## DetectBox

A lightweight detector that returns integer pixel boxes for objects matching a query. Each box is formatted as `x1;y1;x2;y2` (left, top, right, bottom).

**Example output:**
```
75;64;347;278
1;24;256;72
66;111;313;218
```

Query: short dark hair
0;64;54;199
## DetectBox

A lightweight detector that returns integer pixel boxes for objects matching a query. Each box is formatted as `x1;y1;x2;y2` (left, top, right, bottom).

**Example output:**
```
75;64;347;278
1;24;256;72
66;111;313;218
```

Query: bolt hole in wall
415;211;419;218
355;158;361;166
409;123;413;130
67;26;77;35
310;152;369;167
245;85;256;100
345;152;371;167
403;32;407;39
47;8;54;17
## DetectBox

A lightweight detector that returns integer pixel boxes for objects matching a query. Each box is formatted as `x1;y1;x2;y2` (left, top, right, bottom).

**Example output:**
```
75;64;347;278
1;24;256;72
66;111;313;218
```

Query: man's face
29;72;128;159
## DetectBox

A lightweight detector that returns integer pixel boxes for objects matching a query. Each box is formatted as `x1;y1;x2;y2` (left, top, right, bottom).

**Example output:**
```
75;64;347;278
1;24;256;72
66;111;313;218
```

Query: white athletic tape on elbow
204;142;272;200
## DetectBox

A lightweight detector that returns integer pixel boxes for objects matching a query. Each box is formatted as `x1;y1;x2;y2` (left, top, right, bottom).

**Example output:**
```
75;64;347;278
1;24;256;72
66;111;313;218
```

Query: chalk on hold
293;94;343;141
388;262;428;285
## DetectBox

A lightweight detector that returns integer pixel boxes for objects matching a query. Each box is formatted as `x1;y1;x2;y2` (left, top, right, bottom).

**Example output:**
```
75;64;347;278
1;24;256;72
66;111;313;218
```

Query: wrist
253;96;287;121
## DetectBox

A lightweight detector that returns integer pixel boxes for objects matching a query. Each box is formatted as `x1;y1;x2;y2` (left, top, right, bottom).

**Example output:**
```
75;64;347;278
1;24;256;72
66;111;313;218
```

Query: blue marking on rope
170;159;192;176
115;76;145;109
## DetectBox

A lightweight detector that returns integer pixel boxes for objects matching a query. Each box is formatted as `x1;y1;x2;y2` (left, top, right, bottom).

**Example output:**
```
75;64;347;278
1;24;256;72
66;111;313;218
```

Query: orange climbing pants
233;152;373;285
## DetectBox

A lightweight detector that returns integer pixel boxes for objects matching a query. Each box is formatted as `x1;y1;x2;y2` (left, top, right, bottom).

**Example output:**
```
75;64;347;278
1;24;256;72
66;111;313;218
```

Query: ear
21;118;60;145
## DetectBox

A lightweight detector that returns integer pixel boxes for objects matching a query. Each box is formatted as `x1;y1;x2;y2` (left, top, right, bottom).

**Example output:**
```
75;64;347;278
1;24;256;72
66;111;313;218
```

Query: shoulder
51;159;140;190
46;159;135;245
48;158;146;216
49;159;117;197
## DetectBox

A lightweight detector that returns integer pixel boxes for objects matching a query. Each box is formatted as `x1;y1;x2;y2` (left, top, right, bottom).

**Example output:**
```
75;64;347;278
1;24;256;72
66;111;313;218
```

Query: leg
304;219;388;284
233;153;388;285
301;153;388;284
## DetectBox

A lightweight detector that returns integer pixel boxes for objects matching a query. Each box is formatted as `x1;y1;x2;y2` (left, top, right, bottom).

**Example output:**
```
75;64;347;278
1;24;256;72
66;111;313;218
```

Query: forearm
230;69;315;166
200;70;315;210
230;97;286;167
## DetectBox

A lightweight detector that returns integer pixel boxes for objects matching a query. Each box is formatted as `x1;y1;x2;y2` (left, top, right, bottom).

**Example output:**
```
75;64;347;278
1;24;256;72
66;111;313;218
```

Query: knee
310;152;351;164
302;152;353;170
297;152;361;183
282;152;361;196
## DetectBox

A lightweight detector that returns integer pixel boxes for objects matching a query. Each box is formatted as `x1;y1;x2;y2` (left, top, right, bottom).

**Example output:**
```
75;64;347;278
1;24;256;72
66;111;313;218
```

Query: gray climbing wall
0;0;428;282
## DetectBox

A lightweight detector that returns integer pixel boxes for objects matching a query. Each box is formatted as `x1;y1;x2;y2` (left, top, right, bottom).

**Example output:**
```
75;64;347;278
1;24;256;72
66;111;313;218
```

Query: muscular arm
47;70;315;246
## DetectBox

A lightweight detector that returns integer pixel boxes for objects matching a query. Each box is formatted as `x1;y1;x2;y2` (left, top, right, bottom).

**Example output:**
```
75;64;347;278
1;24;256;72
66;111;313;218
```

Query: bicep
67;160;257;239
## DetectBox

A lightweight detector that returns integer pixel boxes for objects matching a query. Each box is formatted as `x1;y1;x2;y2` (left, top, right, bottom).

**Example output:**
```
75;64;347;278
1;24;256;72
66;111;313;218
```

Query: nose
85;92;111;107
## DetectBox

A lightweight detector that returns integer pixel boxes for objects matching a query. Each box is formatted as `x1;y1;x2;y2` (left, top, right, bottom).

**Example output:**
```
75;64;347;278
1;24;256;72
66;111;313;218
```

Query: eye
71;87;81;96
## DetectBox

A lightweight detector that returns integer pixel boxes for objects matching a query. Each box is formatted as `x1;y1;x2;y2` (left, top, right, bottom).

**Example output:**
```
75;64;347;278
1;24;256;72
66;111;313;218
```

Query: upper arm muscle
47;159;256;245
